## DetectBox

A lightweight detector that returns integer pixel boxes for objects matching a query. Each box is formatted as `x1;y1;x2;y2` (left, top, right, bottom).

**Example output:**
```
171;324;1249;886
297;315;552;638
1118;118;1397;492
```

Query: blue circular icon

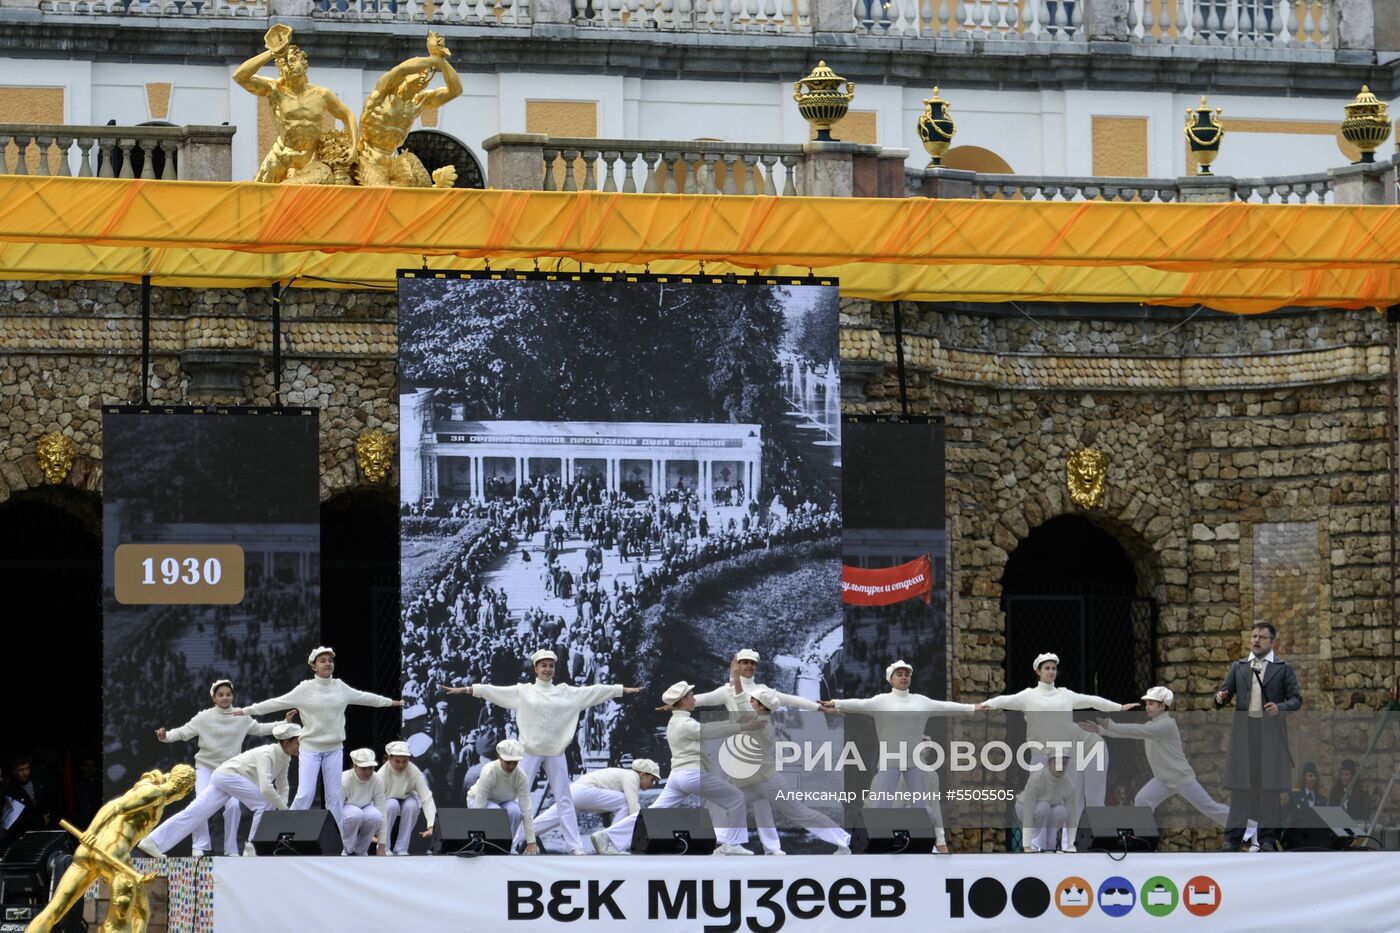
1097;877;1136;917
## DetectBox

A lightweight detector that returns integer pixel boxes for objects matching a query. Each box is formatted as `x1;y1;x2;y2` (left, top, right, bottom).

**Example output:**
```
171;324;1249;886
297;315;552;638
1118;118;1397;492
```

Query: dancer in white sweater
377;740;436;855
340;748;388;855
516;759;661;850
445;648;640;855
237;646;403;831
693;648;822;715
981;652;1138;849
467;739;539;854
593;681;765;855
1016;753;1080;852
154;679;291;855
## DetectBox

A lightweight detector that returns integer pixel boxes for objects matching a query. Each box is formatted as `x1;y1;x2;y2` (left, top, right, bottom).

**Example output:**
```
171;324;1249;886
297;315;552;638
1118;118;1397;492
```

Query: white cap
496;739;524;762
1033;652;1060;671
735;649;760;663
349;748;376;768
885;660;913;682
273;723;302;741
1142;686;1174;706
631;758;662;779
751;687;782;711
384;741;412;758
530;649;557;665
307;646;336;666
662;681;693;706
209;679;233;697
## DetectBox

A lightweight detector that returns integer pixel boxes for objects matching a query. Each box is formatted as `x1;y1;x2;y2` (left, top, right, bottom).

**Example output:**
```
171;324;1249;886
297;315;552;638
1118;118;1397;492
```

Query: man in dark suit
1214;622;1303;851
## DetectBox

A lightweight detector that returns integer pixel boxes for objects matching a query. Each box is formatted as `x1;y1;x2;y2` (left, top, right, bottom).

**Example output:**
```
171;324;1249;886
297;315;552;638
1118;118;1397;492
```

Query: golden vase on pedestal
794;61;855;142
1184;97;1225;176
917;87;957;167
1342;86;1391;164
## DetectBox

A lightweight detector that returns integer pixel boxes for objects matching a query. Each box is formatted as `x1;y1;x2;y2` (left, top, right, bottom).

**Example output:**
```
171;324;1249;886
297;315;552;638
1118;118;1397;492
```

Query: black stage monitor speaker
251;809;340;856
631;808;717;855
432;809;513;855
1075;806;1159;853
851;809;937;854
1284;806;1367;850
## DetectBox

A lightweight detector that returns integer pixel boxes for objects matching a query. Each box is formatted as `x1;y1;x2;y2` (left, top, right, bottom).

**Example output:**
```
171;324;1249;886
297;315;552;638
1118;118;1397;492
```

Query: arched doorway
0;488;102;814
320;487;401;753
403;130;486;189
999;514;1155;701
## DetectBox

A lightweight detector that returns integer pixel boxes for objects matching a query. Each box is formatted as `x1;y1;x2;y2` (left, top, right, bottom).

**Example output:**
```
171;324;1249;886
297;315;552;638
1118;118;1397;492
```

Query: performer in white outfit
980;652;1138;849
466;739;539;854
154;678;290;856
693;648;821;716
139;722;302;857
593;681;765;856
1016;753;1080;852
821;659;979;850
1080;686;1243;833
377;740;436;855
517;759;661;850
237;646;403;831
340;748;387;856
446;649;640;855
740;687;853;855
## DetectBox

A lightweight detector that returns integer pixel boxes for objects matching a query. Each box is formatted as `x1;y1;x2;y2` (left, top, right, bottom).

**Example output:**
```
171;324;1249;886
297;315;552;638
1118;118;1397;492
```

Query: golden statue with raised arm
358;31;463;188
26;765;195;933
236;25;359;185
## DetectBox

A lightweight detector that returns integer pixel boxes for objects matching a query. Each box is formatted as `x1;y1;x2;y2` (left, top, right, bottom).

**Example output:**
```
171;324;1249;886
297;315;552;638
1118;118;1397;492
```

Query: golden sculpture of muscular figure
235;25;359;185
26;765;195;933
358;31;463;188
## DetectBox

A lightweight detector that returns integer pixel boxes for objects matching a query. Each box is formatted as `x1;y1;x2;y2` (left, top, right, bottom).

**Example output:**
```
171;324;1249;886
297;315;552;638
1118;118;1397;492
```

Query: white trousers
383;796;422;854
745;781;851;853
520;784;628;848
341;803;382;855
1016;800;1068;850
469;796;526;848
1025;747;1106;849
606;769;749;851
870;768;948;847
191;765;242;855
292;747;344;829
147;772;275;854
520;754;578;852
1133;776;1260;838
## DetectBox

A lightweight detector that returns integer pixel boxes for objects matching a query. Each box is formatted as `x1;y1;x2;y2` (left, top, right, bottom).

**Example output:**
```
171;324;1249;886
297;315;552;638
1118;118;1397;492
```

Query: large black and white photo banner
397;271;842;836
101;407;320;792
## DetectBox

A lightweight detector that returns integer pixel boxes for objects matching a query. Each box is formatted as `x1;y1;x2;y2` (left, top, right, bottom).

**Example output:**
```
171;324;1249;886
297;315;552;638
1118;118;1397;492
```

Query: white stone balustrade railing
0;124;235;181
571;0;810;32
852;0;1084;40
1128;0;1334;48
908;165;1375;203
38;0;269;15
539;139;808;194
313;0;533;23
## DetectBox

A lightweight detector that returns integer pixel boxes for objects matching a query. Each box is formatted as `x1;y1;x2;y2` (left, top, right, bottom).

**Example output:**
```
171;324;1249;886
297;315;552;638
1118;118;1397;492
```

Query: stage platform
190;851;1399;931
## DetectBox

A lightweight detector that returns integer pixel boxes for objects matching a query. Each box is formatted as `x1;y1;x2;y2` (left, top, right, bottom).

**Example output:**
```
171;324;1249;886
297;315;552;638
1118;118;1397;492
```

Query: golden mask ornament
1341;86;1391;164
36;430;77;484
1066;447;1108;510
356;428;395;484
794;61;855;142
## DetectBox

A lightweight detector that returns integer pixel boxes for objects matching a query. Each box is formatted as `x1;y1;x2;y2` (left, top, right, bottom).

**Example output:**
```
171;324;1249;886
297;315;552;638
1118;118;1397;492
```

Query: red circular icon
1182;875;1221;917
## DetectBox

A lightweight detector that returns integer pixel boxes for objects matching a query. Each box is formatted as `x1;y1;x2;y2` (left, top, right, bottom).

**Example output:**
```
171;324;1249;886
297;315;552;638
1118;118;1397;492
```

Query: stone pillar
483;134;549;190
1330;162;1396;204
1176;176;1236;203
1086;0;1129;41
532;0;574;25
1335;0;1376;54
876;148;910;197
812;0;855;32
177;126;236;182
918;167;978;199
801;142;858;197
269;0;315;14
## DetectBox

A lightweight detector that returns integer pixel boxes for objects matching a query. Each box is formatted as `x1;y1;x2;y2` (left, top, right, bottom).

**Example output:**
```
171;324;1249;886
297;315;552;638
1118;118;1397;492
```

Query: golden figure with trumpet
25;765;195;933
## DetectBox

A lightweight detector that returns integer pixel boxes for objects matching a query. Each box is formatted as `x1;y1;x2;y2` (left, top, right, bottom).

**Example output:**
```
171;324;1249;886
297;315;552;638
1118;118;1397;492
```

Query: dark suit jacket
1216;656;1303;790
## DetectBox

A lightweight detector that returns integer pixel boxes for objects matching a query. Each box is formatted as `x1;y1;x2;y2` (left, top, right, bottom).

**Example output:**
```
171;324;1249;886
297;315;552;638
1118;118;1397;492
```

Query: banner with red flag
841;554;934;606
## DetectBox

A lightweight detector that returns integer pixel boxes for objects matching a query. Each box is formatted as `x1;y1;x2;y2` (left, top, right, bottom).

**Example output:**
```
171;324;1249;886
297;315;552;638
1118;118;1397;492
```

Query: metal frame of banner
104;405;317;417
397;268;839;288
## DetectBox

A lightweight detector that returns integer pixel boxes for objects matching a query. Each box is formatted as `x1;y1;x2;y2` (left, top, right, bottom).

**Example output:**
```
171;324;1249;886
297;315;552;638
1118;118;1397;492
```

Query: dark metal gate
1002;595;1157;702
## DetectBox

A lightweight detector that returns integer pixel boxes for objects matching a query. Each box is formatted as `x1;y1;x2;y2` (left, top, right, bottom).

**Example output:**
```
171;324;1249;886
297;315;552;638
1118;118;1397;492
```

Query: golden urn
917;87;957;167
1184;96;1225;175
1342;85;1391;164
794;61;855;142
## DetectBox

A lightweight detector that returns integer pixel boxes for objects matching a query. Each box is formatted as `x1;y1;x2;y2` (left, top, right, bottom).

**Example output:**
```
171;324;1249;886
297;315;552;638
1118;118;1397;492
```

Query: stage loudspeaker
250;810;340;856
850;809;937;854
432;809;513;855
1075;806;1159;853
1284;806;1366;850
630;808;717;855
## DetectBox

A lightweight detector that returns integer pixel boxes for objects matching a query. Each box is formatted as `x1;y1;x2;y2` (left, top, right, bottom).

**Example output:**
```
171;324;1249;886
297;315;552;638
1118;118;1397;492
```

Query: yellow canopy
2;175;1398;313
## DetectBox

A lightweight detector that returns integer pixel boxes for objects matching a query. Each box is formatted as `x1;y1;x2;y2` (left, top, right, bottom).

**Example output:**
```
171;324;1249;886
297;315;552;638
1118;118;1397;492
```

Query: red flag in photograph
841;554;934;606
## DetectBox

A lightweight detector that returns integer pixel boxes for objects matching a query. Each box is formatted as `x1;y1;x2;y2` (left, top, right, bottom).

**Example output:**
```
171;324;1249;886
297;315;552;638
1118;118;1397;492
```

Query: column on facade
660;459;668;497
700;459;710;508
472;456;484;503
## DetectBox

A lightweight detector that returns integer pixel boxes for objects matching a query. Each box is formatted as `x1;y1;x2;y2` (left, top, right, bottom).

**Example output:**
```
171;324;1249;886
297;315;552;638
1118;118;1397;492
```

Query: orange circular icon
1054;876;1093;917
1182;876;1221;917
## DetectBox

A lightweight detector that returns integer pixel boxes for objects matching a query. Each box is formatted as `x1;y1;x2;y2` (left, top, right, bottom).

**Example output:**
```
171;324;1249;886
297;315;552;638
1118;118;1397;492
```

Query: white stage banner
214;852;1399;932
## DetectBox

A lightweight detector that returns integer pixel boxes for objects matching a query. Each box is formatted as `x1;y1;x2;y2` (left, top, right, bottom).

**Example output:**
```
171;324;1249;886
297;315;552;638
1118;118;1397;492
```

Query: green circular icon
1140;877;1178;917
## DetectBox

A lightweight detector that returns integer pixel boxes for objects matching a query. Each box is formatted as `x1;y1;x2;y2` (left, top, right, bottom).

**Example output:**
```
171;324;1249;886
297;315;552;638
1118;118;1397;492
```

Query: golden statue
236;25;359;185
26;765;195;933
1066;447;1109;510
356;428;395;483
36;430;77;484
358;31;462;188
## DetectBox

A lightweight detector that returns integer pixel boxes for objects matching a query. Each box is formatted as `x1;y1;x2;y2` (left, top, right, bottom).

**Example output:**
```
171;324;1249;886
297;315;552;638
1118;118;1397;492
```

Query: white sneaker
242;843;257;857
713;844;754;856
833;846;851;855
135;837;163;858
190;848;205;858
763;849;787;856
591;830;621;855
568;849;588;856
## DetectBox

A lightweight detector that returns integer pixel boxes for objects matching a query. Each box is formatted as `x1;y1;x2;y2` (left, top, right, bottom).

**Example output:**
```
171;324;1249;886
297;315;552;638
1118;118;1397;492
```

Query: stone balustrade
0;124;235;181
